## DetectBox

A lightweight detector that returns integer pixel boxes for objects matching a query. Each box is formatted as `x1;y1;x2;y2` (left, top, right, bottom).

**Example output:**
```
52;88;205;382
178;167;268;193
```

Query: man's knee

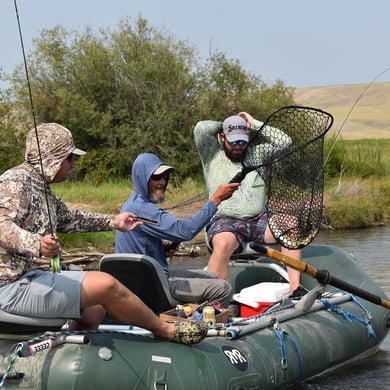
219;280;233;306
212;232;239;251
83;271;121;296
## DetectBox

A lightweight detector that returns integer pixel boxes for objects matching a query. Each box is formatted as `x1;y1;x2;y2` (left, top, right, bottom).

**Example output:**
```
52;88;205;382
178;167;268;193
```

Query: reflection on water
173;225;390;389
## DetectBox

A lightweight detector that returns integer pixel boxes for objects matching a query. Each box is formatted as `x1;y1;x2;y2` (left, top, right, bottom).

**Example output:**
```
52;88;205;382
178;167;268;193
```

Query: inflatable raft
0;244;389;389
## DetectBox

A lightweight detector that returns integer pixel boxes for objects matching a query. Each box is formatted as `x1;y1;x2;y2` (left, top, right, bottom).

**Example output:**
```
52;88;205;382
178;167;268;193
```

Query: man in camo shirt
0;123;208;345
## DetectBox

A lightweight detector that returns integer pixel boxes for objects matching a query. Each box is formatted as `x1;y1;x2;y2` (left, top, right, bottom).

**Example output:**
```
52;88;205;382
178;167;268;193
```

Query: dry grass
294;82;390;140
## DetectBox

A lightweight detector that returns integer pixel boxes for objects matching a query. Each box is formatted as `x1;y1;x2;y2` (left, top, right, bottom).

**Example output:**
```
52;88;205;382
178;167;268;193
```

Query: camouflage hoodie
0;123;115;285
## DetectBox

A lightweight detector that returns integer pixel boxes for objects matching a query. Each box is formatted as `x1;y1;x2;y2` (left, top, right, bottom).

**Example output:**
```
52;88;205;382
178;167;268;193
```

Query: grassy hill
294;82;390;139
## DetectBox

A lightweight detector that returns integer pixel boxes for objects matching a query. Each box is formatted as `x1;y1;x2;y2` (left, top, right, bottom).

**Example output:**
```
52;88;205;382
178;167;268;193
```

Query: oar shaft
251;243;390;310
316;270;390;309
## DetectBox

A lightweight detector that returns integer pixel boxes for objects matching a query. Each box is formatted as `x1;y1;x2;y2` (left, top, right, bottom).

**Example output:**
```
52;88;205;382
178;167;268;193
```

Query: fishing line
163;191;208;211
324;66;390;166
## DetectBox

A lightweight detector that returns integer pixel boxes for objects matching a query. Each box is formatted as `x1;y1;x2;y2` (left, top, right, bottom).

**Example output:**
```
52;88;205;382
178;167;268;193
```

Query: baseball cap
153;164;175;175
222;116;249;142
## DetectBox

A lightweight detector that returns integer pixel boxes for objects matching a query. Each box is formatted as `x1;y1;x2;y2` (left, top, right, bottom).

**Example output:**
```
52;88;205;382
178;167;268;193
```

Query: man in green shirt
194;112;306;298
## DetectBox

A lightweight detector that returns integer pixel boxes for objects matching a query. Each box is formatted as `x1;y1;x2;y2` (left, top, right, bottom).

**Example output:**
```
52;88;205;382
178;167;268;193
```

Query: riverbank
54;176;389;263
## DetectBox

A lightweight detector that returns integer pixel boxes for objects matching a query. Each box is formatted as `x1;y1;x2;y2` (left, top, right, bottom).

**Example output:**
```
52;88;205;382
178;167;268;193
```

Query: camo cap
25;123;86;162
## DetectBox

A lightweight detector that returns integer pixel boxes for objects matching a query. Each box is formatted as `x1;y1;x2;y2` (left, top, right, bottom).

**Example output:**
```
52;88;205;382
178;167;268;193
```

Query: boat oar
250;243;390;310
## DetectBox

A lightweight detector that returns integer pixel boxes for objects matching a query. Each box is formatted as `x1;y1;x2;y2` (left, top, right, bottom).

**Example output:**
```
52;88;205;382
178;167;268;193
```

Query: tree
7;16;295;181
196;52;294;121
0;87;27;173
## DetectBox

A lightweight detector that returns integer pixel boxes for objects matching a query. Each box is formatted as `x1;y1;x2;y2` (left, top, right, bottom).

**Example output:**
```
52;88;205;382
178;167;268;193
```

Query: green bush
324;138;389;180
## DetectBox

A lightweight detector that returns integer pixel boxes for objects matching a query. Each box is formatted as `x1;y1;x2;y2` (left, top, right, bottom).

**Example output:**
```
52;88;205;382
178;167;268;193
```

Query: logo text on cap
227;125;247;131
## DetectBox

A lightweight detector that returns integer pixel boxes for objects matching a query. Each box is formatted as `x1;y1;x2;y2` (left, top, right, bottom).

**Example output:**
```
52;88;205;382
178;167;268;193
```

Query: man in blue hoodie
115;153;240;308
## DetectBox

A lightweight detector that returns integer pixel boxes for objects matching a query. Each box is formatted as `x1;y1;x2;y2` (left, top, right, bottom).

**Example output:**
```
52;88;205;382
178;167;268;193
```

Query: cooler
233;282;290;317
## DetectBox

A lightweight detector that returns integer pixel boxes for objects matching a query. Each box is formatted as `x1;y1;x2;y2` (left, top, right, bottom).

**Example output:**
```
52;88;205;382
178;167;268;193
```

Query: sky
1;0;390;89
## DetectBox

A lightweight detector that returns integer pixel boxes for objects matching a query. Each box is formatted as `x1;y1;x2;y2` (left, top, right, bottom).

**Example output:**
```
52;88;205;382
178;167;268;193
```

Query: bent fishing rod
324;66;390;166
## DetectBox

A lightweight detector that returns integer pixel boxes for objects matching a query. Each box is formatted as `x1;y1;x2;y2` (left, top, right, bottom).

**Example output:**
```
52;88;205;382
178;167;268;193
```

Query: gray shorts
0;270;86;319
168;267;233;307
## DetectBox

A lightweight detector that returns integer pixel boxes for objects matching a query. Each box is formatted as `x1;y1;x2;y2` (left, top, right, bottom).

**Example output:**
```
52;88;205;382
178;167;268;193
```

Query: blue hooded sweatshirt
115;153;217;272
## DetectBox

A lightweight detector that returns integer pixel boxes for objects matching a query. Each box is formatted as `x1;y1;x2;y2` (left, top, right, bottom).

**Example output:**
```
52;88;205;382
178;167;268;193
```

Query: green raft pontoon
0;244;389;389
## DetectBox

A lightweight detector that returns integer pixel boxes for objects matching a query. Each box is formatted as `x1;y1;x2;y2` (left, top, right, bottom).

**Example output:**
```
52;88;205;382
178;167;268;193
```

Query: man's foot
170;320;208;345
289;285;308;299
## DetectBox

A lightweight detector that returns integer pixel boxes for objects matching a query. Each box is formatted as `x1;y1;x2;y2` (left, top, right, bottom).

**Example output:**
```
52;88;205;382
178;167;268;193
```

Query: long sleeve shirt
193;118;292;218
115;153;218;272
0;162;115;285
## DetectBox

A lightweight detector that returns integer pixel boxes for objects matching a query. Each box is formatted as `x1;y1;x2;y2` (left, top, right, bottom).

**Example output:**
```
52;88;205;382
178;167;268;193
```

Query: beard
223;143;245;162
149;193;165;204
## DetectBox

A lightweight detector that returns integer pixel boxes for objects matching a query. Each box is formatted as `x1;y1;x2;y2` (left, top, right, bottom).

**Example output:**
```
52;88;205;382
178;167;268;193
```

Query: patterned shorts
206;213;268;253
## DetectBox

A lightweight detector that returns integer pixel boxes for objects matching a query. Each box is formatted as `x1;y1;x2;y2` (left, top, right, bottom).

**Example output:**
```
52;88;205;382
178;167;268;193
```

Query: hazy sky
1;0;390;89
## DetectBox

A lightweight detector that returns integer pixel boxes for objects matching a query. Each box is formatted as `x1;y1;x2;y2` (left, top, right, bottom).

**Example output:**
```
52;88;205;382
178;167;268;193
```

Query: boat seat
0;309;66;334
99;253;179;314
231;242;282;259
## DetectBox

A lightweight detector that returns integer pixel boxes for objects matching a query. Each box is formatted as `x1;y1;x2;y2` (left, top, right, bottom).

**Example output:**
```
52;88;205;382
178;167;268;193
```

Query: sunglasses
150;172;169;181
227;140;248;147
67;153;76;162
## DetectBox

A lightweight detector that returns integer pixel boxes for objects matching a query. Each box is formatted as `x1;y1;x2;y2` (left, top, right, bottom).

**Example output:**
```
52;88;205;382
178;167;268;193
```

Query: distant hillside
294;82;390;139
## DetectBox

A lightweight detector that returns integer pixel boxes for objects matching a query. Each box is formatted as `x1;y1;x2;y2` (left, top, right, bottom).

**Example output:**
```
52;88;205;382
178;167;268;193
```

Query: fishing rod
13;0;61;272
163;191;208;211
170;66;390;214
323;66;390;166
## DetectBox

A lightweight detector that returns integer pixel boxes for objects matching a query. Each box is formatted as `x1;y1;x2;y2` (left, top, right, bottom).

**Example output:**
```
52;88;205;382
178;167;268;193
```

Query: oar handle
250;243;318;277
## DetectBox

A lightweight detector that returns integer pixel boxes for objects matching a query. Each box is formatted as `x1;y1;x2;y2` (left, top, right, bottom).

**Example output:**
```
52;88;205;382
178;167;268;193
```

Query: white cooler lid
233;282;290;307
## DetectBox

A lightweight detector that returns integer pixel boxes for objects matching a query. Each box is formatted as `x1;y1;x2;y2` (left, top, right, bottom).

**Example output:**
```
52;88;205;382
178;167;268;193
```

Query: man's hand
238;111;254;128
210;183;240;205
164;241;180;259
39;235;60;258
114;212;143;232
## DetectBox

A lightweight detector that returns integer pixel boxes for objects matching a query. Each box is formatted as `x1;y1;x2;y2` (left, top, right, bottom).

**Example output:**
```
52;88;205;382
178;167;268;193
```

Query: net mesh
245;106;333;249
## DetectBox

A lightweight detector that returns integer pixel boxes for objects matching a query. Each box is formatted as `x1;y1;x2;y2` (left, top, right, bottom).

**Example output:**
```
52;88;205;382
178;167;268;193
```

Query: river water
172;225;390;389
296;225;390;389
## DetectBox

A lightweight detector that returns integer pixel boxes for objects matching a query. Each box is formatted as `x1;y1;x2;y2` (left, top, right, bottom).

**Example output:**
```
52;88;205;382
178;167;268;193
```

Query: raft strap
321;298;376;338
272;320;303;378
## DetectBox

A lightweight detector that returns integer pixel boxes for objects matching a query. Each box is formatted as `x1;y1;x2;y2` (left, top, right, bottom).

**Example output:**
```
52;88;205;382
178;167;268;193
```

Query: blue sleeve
141;199;217;242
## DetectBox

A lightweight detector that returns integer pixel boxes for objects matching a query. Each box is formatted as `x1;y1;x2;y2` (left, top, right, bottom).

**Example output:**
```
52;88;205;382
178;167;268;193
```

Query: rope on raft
272;320;303;378
321;295;376;338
